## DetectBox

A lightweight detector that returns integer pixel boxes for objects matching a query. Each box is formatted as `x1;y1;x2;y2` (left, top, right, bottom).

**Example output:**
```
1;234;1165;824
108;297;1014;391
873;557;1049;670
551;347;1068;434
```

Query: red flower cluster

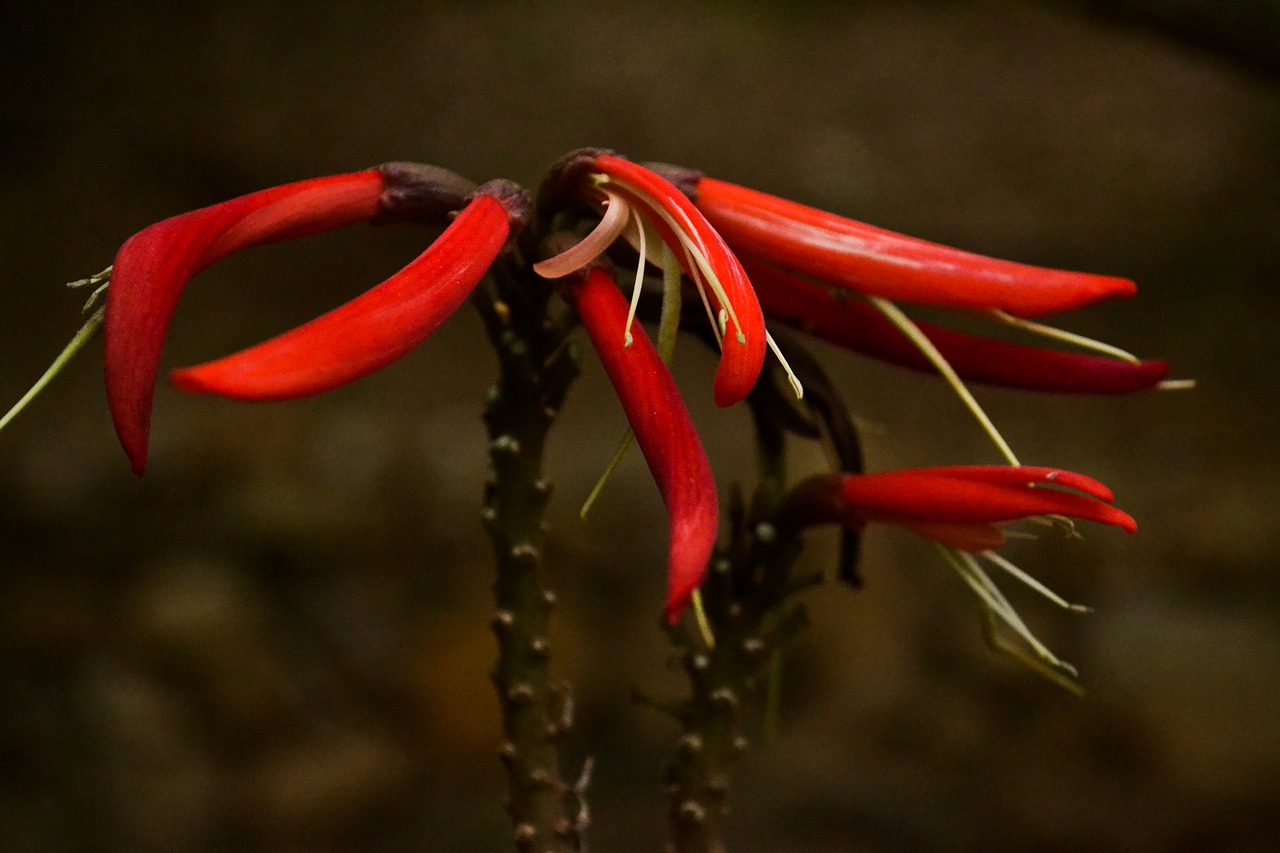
101;150;1160;625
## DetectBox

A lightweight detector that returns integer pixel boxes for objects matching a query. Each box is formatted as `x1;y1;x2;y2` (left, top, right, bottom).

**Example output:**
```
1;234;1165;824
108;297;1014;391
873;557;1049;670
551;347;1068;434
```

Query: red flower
691;177;1136;317
793;465;1136;551
565;264;719;624
534;150;767;407
104;165;523;474
743;259;1169;394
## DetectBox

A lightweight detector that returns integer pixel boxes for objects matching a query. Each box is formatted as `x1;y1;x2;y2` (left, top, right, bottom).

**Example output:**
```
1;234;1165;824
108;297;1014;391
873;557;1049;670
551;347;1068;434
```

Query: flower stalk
476;256;586;852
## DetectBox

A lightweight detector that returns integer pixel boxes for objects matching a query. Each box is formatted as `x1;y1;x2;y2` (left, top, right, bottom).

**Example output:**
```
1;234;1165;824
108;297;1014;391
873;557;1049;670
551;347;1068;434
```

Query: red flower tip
745;259;1169;394
105;170;386;474
693;177;1136;318
170;191;512;401
566;265;719;624
593;155;767;407
794;465;1136;550
537;151;767;408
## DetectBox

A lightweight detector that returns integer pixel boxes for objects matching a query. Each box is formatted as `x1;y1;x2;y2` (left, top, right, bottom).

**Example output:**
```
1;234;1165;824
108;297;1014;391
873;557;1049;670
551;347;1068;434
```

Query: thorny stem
661;385;812;853
477;256;586;852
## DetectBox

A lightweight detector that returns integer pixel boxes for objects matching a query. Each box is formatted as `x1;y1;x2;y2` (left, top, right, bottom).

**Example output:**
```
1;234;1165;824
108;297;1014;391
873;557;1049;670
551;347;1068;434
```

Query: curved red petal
745;259;1168;394
696;177;1135;318
568;266;719;624
901;465;1116;503
593;155;766;407
836;469;1137;534
105;170;384;474
170;194;508;401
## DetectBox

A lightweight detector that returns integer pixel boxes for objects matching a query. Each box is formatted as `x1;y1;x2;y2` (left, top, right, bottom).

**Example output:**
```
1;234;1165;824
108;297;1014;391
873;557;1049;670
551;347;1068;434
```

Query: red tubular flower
691;176;1136;317
535;150;767;407
565;264;719;624
794;465;1136;551
744;258;1169;394
104;164;510;474
171;191;510;400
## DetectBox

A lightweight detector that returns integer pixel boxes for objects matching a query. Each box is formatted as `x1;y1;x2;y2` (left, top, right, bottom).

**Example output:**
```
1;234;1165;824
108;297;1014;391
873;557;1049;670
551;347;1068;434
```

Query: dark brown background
1;2;1277;850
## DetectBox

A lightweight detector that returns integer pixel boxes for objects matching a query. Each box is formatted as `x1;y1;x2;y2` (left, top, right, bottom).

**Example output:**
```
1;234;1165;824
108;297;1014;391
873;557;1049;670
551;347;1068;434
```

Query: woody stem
477;257;584;852
663;389;808;853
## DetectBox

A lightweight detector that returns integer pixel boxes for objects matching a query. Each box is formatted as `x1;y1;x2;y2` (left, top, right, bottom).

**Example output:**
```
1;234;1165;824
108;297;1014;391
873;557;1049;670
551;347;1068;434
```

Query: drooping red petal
695;177;1136;318
170;194;509;401
833;467;1137;535
744;259;1169;394
593;155;766;407
104;170;385;474
567;265;719;624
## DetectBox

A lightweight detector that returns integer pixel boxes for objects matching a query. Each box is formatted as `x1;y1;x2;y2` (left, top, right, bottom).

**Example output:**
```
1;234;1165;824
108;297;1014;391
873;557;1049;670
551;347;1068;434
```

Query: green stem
662;393;807;853
477;258;585;852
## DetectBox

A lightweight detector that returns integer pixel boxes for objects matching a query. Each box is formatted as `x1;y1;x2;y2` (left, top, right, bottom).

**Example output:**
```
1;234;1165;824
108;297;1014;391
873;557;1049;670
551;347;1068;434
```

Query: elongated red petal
695;177;1136;317
744;259;1168;394
568;266;719;624
905;465;1116;503
593;156;766;406
105;170;385;474
834;467;1137;534
171;194;508;401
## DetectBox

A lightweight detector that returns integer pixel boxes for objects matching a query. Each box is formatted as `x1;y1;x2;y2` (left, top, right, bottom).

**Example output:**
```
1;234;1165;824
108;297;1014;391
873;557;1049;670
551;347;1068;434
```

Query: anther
677;734;703;755
754;522;777;543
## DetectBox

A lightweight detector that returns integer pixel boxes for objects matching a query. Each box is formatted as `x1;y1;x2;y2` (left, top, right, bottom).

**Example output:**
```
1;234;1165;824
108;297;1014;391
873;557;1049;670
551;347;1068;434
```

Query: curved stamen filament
765;331;804;400
624;209;648;347
981;549;1091;613
598;174;747;346
869;296;1021;466
990;310;1140;363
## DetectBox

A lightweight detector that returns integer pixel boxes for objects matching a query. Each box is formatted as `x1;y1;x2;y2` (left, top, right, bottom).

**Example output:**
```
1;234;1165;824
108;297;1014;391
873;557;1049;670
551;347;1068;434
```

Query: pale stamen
0;305;105;433
869;296;1021;466
765;331;804;399
597;175;748;347
981;550;1092;613
623;210;648;347
990;309;1140;363
935;544;1082;691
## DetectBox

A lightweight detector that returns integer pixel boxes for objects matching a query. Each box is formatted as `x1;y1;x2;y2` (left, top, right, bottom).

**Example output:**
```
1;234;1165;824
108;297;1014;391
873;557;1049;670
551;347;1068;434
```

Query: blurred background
1;2;1277;850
